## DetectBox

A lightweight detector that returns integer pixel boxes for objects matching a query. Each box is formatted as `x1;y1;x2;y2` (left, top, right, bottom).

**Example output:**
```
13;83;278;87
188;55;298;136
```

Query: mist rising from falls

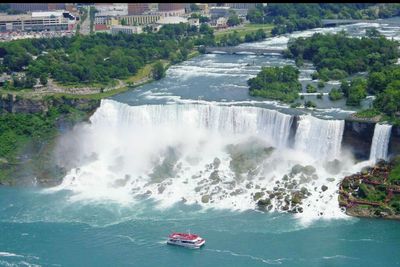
369;124;392;162
51;99;362;224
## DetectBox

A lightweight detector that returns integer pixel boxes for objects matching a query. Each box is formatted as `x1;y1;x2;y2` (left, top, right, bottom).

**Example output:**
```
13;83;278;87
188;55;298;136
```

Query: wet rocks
303;165;316;176
213;157;221;169
253;191;265;201
257;198;272;211
230;188;245;196
226;138;274;180
290;164;304;176
201;195;210;203
323;159;343;175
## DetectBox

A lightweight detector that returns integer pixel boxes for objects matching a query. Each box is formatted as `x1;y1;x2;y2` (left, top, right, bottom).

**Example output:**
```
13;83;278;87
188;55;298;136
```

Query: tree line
0;23;210;88
247;4;400;35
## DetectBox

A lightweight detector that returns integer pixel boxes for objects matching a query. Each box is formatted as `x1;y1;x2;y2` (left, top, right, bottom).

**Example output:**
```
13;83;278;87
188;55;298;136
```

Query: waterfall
53;99;356;220
369;123;392;162
294;115;345;160
90;99;294;148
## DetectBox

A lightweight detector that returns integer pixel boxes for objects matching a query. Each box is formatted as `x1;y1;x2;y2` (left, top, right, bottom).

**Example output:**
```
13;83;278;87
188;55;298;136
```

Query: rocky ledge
339;158;400;220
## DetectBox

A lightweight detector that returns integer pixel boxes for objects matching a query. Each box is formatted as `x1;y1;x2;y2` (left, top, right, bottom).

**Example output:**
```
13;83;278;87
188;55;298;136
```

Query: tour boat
167;232;206;249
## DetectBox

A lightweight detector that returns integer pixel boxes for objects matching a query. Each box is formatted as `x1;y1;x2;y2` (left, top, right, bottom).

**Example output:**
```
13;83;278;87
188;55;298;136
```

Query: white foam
369;123;392;162
0;252;23;257
46;100;375;225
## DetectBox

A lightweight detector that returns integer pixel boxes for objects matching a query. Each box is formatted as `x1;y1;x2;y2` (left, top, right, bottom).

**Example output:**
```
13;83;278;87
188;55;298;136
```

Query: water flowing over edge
44;99;391;225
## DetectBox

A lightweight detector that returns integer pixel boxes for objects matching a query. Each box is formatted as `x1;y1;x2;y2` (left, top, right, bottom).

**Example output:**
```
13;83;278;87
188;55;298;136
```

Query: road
79;6;91;35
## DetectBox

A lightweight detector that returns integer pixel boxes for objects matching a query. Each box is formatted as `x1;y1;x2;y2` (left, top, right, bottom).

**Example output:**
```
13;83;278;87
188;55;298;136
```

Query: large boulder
201;195;210;203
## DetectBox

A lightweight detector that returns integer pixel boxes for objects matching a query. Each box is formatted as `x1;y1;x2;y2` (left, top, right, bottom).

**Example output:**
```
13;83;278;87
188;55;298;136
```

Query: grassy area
215;23;274;42
354;108;382;118
43;59;173;100
0;49;198;102
124;63;154;84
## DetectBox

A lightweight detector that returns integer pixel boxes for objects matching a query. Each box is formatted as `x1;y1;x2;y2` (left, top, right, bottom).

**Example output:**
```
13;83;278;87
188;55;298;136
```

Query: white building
94;3;128;25
188;18;200;27
156;16;188;25
111;25;143;35
216;17;228;28
0;11;75;32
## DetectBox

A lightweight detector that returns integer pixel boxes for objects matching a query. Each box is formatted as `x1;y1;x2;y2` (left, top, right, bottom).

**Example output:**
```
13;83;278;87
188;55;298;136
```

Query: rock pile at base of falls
254;164;334;213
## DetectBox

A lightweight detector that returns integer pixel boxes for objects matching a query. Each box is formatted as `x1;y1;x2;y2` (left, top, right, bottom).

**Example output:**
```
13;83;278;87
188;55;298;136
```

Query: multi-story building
116;14;161;26
0;11;76;32
94;3;128;25
127;3;150;15
196;3;209;15
10;3;66;12
224;3;257;9
210;6;231;20
225;3;257;18
156;16;188;25
111;25;143;35
157;3;185;16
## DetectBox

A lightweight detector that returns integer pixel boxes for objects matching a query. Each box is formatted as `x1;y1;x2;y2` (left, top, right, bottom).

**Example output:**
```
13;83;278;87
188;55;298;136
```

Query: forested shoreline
247;3;400;35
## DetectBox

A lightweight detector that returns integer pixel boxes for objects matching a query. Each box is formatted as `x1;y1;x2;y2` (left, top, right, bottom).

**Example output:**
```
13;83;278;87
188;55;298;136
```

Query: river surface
1;19;400;267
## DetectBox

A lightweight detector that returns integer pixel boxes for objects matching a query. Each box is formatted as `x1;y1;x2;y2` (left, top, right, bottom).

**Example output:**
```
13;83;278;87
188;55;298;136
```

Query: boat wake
205;248;290;265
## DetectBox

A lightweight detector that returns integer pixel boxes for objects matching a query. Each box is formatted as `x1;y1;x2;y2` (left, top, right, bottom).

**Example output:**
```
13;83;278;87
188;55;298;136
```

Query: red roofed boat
167;232;206;249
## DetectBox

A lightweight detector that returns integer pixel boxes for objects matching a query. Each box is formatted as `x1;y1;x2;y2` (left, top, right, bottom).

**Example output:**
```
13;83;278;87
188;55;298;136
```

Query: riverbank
0;49;201;186
0;95;100;186
339;159;400;220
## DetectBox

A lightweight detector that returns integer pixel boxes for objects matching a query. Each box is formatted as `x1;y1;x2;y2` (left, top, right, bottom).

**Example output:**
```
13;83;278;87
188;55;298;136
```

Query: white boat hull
167;239;206;249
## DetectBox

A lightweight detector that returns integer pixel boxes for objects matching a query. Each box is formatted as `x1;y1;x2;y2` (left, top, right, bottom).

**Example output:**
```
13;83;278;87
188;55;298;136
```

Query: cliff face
0;94;48;113
342;121;375;160
0;94;100;114
0;94;100;186
389;126;400;158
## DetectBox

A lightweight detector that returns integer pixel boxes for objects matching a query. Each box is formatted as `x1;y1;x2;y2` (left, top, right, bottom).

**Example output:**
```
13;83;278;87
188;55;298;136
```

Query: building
0;11;76;32
225;3;257;18
157;3;185;16
215;17;228;28
94;3;128;25
188;18;200;27
210;6;231;19
94;24;108;32
94;3;128;17
9;3;66;12
127;3;149;15
118;14;161;26
65;3;78;14
111;25;143;35
224;3;257;9
148;3;158;12
196;4;209;15
156;16;188;25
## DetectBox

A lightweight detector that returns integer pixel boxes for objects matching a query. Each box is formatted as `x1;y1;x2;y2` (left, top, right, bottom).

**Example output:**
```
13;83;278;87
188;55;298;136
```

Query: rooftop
156;16;188;25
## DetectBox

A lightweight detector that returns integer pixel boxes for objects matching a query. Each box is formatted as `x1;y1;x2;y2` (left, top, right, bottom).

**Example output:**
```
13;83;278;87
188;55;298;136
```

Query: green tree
329;88;343;101
227;12;240;27
342;78;367;106
39;74;48;86
152;61;165;80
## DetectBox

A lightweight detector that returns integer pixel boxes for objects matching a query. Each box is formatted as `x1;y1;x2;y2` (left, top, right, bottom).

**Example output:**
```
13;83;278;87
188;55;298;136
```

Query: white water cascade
51;99;357;223
89;99;294;148
369;123;392;162
294;115;345;161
